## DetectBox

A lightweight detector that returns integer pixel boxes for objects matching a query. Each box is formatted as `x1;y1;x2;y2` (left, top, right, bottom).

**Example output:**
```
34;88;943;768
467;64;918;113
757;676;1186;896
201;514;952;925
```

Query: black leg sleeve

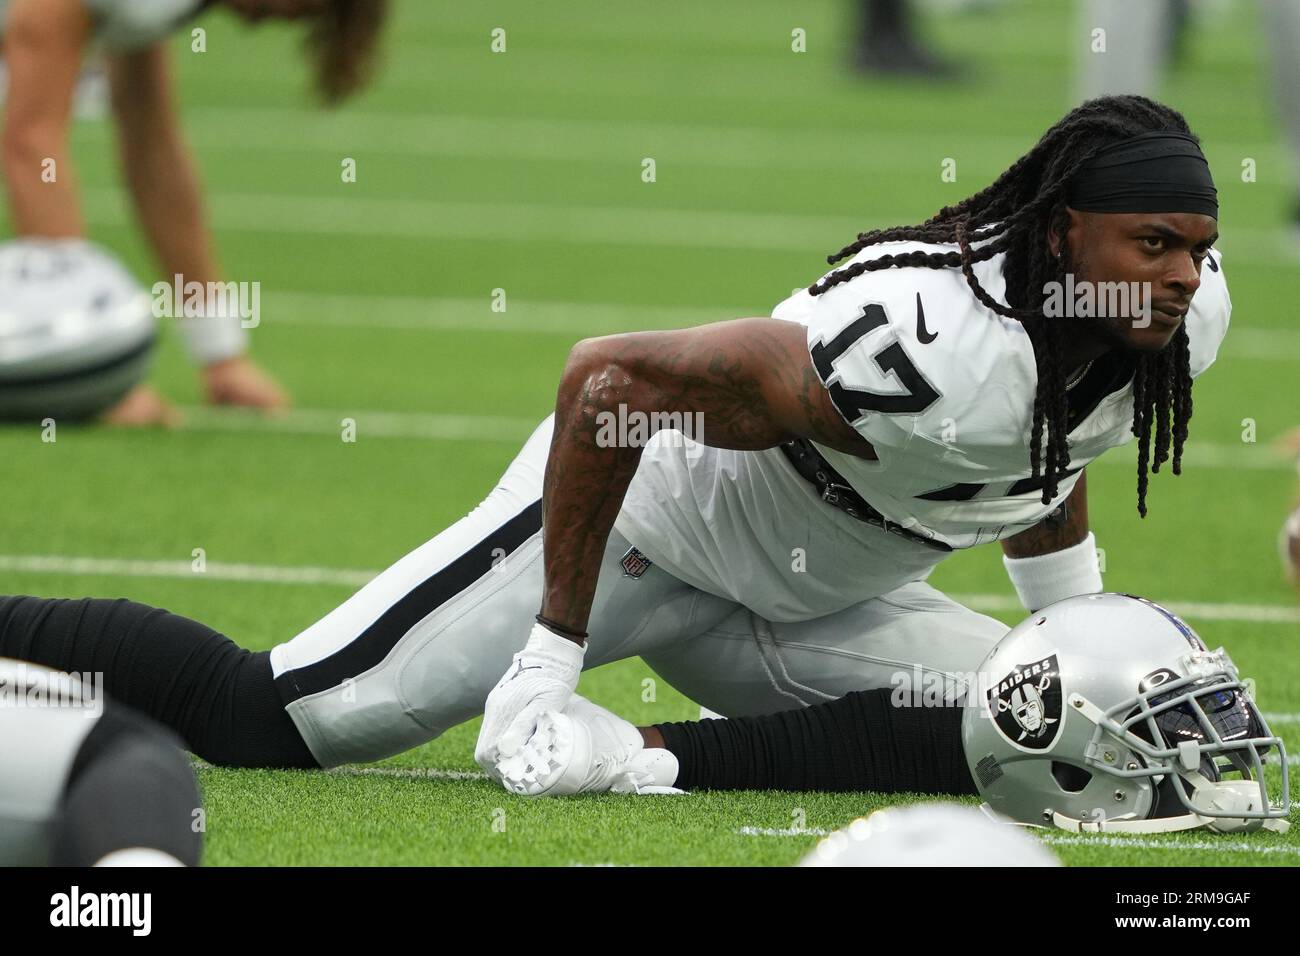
0;595;317;768
654;688;975;795
50;703;204;867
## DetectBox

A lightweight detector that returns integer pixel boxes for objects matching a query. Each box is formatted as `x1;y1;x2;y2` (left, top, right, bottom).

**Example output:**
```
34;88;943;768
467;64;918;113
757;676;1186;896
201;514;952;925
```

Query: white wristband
176;311;249;366
525;620;587;668
1003;531;1103;613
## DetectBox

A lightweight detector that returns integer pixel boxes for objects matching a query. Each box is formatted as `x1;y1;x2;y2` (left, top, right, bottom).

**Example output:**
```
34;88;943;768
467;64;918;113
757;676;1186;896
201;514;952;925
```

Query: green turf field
2;0;1298;866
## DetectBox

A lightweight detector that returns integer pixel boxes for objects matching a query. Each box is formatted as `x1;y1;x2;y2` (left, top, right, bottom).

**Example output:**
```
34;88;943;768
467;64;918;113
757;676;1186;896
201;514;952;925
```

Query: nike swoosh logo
915;292;937;344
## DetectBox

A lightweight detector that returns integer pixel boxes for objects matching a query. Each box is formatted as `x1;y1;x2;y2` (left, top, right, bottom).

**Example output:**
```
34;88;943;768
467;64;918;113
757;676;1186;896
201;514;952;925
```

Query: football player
0;96;1230;782
0;658;203;866
0;0;388;424
495;595;1292;837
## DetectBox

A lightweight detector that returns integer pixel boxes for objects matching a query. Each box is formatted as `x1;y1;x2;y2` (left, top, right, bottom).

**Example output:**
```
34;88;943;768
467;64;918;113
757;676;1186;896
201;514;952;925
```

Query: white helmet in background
962;593;1291;835
0;239;156;419
800;803;1060;867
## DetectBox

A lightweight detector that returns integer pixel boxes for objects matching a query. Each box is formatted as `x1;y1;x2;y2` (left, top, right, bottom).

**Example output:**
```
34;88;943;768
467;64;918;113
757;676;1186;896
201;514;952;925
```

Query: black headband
1066;131;1218;218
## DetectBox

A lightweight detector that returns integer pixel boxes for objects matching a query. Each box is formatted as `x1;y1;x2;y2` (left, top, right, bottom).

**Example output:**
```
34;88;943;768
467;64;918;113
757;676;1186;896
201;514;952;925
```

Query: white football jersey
615;240;1230;622
789;240;1229;548
0;0;202;51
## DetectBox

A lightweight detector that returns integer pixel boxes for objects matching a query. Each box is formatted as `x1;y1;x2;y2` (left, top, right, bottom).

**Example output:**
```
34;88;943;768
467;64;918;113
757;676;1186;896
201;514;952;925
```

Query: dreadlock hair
809;95;1198;517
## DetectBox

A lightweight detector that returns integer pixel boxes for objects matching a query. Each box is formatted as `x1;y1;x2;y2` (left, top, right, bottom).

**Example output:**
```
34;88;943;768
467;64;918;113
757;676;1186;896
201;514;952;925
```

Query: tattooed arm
541;318;874;637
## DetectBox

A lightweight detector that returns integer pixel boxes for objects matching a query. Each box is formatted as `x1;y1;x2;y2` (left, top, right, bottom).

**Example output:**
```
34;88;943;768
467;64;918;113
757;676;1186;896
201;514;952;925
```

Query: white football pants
270;416;1008;767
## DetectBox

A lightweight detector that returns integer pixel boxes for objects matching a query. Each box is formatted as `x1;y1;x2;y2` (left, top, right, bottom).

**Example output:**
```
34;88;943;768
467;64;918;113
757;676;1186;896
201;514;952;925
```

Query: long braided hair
810;95;1197;516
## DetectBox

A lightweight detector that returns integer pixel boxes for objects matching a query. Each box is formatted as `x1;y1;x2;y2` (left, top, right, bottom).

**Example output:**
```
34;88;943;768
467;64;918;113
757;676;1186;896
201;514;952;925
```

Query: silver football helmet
962;593;1291;834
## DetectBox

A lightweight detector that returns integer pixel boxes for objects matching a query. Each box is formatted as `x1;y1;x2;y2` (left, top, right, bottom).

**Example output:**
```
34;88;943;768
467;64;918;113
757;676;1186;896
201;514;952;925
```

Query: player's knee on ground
50;703;203;867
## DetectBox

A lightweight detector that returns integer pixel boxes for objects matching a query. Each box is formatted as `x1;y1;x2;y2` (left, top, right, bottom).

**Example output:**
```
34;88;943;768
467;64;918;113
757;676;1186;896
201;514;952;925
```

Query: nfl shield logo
620;546;653;579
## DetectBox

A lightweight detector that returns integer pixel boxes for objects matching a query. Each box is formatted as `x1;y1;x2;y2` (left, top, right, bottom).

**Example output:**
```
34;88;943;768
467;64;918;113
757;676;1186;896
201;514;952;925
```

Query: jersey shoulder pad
1185;248;1231;379
775;245;1033;449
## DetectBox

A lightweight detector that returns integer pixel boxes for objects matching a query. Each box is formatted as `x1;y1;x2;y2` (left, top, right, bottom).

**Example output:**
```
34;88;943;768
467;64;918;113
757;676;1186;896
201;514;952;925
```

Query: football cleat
495;694;681;797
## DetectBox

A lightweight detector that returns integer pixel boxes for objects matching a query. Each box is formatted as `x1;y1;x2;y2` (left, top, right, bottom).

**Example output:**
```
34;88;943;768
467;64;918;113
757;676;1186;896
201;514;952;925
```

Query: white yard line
0;554;373;588
3;553;1299;628
83;188;871;254
158;403;1300;474
81;186;1300;265
236;288;1300;364
951;593;1300;624
263;291;727;336
1038;834;1300;856
74;107;1289;183
173;405;536;444
737;826;829;837
190;759;489;782
736;826;1300;857
325;766;489;782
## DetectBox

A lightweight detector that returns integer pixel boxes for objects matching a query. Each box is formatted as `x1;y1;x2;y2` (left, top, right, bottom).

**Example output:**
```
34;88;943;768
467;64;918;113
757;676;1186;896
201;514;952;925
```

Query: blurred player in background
852;0;964;79
1075;0;1300;245
0;0;388;425
1279;426;1300;587
0;658;203;866
1073;1;1300;590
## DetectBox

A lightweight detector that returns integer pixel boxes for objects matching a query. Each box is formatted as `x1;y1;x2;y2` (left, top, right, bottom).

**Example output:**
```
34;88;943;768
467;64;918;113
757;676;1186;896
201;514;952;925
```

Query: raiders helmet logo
988;653;1063;752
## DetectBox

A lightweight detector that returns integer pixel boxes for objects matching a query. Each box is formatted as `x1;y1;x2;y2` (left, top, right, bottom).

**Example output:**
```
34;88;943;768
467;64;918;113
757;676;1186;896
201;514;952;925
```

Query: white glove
475;621;586;778
495;694;682;797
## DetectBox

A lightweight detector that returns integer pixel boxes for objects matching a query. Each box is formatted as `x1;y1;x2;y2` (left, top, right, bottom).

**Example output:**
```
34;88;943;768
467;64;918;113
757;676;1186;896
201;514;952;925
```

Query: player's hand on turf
475;622;585;780
100;384;183;428
202;355;290;412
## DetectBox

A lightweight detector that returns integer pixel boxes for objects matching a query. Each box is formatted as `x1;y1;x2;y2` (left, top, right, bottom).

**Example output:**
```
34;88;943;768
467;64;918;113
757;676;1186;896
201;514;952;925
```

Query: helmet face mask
963;594;1291;835
1080;657;1287;832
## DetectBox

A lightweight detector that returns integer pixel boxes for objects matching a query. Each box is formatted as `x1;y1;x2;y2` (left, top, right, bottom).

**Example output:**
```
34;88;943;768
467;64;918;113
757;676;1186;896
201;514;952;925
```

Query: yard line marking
76;107;1293;182
159;404;1300;474
326;766;489;782
1038;834;1300;857
1264;713;1300;724
4;552;1299;626
253;289;1300;364
173;405;536;444
0;554;373;588
736;826;1300;856
81;187;1300;264
83;188;874;254
264;291;728;336
737;826;829;837
191;759;489;782
952;593;1300;624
